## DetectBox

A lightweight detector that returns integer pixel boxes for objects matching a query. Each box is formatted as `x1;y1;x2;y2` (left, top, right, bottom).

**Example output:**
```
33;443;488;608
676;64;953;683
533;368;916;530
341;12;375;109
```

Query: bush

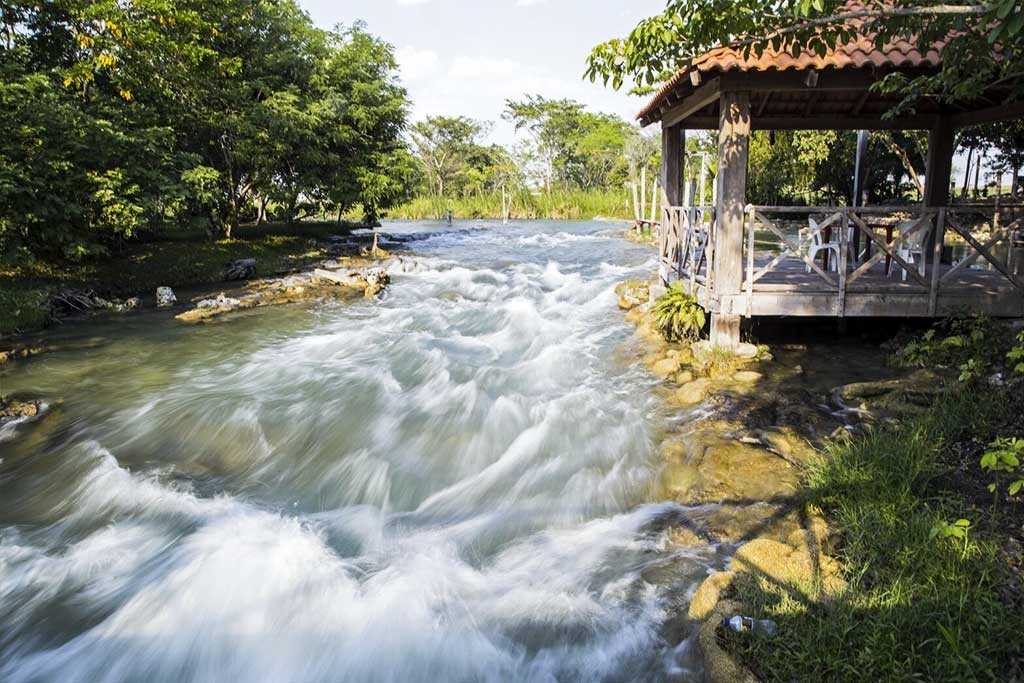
651;282;706;342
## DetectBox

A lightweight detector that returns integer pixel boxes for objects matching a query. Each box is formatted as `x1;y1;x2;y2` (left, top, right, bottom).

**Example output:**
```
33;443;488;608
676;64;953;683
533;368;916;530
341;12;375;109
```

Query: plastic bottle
722;615;778;636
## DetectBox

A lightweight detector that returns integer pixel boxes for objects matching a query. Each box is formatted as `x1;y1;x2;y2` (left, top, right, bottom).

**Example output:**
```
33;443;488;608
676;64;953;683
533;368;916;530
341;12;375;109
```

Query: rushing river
0;221;727;682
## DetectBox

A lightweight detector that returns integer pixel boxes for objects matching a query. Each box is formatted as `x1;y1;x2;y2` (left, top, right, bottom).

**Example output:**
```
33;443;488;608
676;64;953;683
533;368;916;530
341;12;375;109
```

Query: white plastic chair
888;218;931;281
805;217;841;273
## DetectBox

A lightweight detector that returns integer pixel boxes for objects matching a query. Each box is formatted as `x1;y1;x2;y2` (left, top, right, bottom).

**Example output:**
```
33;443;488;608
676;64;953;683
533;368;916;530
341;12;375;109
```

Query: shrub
651;282;706;342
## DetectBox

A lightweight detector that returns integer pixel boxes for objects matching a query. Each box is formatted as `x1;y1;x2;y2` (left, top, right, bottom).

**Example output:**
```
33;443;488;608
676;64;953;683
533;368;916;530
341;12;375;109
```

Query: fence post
929;208;946;316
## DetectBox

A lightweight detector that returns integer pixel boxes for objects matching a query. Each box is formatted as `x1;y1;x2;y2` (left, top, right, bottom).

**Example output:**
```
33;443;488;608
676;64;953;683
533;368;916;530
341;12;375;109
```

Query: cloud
396;46;440;83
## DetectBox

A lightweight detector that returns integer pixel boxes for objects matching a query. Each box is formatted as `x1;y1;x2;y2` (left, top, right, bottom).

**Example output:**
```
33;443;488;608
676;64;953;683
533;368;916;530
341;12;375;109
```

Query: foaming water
0;220;720;682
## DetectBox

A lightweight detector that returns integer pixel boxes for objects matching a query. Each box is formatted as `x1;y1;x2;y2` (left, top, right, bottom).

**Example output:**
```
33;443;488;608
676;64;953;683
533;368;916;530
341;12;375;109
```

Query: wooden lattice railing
741;204;1024;317
659;204;714;292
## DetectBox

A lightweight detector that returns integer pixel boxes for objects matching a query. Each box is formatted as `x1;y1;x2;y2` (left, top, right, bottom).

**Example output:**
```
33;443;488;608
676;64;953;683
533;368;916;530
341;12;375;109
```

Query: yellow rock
698;600;759;683
653;357;682;377
675;378;712;405
688;571;734;620
732;370;763;383
674;370;695;385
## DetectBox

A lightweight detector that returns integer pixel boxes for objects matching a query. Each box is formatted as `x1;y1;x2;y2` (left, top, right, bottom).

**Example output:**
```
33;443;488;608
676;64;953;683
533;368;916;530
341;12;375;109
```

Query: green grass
728;385;1023;682
388;188;634;221
0;221;353;338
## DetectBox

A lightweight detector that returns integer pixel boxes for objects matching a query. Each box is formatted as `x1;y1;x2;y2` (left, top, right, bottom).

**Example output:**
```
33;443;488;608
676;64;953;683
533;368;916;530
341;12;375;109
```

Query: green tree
586;1;1024;112
409;116;490;198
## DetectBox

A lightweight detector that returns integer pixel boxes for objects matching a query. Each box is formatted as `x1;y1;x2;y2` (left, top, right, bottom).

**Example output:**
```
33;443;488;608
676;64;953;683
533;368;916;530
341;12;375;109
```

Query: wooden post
710;91;750;349
924;114;955;264
662;124;683;207
660;123;684;283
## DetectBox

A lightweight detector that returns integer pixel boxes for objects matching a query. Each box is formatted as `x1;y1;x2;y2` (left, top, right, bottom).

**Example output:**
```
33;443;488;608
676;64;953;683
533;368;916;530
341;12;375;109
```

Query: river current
0;221;726;682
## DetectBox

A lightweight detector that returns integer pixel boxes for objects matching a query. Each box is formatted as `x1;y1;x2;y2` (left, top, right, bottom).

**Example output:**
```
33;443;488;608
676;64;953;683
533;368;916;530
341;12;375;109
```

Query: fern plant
652;282;706;342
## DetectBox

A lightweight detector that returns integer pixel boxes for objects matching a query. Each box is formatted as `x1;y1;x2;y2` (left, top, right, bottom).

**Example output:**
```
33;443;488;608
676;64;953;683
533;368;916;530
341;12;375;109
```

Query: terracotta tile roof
637;33;943;123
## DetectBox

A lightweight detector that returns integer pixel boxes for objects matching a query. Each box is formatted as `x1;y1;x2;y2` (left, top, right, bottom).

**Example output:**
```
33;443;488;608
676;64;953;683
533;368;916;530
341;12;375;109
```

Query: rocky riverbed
615;278;946;682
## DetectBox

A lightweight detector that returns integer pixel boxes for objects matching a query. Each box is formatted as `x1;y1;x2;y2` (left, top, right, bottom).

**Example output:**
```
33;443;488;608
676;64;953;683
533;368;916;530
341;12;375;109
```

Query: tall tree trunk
972;154;982;198
882;133;924;199
1013;165;1020;197
961;145;974;200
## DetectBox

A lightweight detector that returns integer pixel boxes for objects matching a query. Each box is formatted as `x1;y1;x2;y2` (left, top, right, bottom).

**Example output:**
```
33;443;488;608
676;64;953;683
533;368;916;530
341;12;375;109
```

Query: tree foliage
0;1;413;260
503;95;632;192
585;0;1024;110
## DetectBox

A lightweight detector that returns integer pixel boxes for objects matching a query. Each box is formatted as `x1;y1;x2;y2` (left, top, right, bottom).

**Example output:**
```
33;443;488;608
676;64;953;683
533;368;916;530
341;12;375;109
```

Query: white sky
298;0;665;146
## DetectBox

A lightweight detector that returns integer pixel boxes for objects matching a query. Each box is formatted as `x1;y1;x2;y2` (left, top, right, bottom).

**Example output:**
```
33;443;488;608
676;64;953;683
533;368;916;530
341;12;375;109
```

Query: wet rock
653;357;682;377
615;280;649;311
661;431;801;505
0;399;41;420
698;599;759;683
198;293;242;310
674;378;712;405
224;258;256;281
156;287;177;307
674;370;695;385
313;268;365;287
689;571;735;620
363;268;389;298
732;370;763;384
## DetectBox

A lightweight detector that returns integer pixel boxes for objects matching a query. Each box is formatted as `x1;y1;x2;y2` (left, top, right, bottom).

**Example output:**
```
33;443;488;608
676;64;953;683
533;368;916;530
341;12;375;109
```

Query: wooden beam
802;92;819;118
756;91;773;117
680;115;938;130
719;68;935;93
851;90;871;117
662;124;684;207
949;101;1024;128
711;90;751;349
662;77;722;128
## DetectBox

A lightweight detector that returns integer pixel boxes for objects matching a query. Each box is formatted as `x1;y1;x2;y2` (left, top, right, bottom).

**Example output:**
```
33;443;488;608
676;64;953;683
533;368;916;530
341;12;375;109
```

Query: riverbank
0;221;376;339
620;280;1024;681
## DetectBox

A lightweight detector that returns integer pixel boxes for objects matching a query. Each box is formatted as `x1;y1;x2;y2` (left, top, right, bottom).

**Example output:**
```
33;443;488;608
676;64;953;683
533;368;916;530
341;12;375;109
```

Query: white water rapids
0;221;727;682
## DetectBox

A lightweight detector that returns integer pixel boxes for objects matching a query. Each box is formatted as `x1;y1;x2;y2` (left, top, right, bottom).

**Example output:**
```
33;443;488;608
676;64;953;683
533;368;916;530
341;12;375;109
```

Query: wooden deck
695;258;1024;318
661;203;1024;320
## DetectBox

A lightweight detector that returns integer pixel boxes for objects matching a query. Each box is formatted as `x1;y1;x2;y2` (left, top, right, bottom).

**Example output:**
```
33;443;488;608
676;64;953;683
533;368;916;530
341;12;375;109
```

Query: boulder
0;399;41;420
653;357;682;377
197;293;241;310
224;258;257;281
156;287;177;307
313;268;365;287
732;370;763;384
674;378;712;405
363;268;390;298
615;280;650;310
698;600;759;683
660;431;801;505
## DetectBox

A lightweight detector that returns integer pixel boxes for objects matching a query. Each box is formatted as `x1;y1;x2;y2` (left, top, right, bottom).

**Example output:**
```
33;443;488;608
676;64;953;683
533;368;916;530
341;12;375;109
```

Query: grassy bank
388;188;634;221
726;326;1024;681
0;221;353;338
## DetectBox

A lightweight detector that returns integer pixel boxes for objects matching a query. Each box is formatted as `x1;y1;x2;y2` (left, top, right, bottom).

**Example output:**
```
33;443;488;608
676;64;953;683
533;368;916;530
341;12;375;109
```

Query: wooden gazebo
639;32;1024;348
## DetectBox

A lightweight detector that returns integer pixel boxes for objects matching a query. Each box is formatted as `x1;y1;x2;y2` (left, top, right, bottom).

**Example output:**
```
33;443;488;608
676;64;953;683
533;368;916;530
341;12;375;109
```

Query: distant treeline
1;1;413;261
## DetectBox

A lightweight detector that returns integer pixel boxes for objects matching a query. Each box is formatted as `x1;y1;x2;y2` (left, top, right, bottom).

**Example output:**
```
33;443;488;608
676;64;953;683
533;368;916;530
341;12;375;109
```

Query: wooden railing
741;204;1024;316
660;204;714;292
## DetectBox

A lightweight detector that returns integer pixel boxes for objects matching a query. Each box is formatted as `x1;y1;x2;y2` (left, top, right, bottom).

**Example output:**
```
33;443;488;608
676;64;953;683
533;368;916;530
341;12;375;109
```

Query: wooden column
662;123;683;206
710;91;750;349
659;123;684;284
923;114;955;261
924;114;955;208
